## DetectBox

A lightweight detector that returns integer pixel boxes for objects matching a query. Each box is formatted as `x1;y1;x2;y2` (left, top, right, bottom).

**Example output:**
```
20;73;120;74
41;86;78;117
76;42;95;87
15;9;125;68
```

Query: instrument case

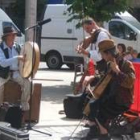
0;103;23;129
0;123;29;140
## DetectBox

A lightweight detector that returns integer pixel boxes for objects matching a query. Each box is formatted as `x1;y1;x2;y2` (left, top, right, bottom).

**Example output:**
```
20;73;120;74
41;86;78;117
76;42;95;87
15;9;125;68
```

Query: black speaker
63;94;84;119
5;105;23;129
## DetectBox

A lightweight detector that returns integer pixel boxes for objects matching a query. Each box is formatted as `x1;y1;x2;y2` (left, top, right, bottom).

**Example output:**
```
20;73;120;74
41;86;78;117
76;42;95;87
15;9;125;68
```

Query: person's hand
76;45;89;56
110;59;120;74
18;54;26;62
76;44;83;54
83;75;94;87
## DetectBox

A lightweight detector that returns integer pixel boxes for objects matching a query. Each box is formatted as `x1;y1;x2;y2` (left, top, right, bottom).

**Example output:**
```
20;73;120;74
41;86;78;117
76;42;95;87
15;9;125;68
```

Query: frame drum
19;41;40;78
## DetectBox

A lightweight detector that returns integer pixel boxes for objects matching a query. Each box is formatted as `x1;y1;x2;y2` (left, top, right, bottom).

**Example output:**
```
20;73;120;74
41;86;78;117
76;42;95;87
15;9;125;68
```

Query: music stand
24;19;52;136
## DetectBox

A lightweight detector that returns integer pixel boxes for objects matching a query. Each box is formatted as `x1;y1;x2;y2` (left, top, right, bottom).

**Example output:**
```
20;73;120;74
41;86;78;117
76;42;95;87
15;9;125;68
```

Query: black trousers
88;96;129;127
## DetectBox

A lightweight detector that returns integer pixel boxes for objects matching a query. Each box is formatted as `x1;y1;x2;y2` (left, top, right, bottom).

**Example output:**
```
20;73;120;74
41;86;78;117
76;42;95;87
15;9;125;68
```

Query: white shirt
0;42;20;78
0;42;19;70
89;30;110;63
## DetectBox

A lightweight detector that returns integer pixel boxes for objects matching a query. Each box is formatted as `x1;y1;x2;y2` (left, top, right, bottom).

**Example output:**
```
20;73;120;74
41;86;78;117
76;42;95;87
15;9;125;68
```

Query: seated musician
82;39;135;140
0;26;30;111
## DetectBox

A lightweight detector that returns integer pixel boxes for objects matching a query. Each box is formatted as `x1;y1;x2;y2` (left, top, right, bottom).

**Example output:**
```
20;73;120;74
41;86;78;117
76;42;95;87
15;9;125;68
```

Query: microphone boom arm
25;18;51;31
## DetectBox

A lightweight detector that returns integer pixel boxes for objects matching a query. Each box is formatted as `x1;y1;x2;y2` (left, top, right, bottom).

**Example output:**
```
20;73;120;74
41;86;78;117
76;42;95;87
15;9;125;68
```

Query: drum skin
19;41;40;78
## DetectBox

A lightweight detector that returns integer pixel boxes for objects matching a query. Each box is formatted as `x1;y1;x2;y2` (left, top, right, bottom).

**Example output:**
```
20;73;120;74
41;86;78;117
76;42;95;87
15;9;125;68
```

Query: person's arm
118;61;135;89
76;36;92;53
0;48;18;67
110;60;135;89
83;75;95;87
0;48;24;68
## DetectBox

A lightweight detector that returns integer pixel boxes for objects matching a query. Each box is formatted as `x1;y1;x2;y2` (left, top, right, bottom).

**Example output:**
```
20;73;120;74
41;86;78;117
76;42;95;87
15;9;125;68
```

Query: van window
109;21;135;40
2;22;21;37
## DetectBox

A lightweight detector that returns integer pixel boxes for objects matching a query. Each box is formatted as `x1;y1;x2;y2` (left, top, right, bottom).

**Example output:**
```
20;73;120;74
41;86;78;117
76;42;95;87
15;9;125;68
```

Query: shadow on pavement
38;67;74;72
41;85;73;104
60;117;80;122
61;128;89;140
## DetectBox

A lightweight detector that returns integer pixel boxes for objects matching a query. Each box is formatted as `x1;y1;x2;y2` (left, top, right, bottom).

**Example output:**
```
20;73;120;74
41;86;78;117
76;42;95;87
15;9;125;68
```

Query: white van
41;4;84;69
41;4;140;69
0;8;25;45
103;11;140;52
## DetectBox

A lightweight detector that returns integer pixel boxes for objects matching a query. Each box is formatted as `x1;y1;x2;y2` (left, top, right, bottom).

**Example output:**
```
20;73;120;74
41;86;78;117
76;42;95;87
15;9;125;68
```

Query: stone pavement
26;63;135;140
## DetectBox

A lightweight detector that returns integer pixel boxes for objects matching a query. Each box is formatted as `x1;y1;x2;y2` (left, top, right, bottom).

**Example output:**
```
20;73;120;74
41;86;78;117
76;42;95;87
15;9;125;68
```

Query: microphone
38;18;51;26
25;18;51;31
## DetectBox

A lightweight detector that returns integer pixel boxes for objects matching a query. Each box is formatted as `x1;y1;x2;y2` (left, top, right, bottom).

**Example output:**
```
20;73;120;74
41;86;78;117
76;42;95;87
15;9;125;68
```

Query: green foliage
10;0;46;20
66;0;132;22
10;0;25;18
8;0;46;32
37;0;47;20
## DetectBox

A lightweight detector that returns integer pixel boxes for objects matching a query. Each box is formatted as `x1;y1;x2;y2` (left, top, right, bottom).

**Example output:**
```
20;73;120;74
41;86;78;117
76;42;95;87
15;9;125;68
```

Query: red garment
88;59;95;75
130;62;140;113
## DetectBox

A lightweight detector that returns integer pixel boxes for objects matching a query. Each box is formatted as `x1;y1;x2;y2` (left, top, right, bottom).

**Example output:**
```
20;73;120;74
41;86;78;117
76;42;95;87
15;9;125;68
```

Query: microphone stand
25;23;52;136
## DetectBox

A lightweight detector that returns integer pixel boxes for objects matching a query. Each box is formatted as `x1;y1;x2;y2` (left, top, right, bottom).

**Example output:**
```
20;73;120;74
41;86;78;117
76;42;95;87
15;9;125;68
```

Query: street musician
82;39;135;140
75;18;111;95
76;18;110;75
0;26;30;111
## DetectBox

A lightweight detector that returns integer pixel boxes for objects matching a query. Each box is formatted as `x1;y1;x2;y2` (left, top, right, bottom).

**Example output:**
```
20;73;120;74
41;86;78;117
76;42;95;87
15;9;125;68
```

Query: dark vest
0;43;21;79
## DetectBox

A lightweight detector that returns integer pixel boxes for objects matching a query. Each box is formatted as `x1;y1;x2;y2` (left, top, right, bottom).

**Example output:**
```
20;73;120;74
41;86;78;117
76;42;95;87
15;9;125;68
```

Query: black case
0;122;29;140
0;103;23;129
5;106;23;129
63;94;84;119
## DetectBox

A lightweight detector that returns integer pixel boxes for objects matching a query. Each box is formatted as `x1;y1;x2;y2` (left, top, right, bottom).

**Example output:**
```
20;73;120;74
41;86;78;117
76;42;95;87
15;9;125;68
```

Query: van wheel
66;64;74;70
46;52;62;69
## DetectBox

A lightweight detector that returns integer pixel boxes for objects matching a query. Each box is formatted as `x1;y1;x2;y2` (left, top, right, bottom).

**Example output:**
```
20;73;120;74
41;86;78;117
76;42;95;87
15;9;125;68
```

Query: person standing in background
117;43;126;57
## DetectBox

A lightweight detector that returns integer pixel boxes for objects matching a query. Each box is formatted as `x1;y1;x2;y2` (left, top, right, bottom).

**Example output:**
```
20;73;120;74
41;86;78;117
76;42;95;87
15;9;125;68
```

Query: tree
65;0;132;23
8;0;46;32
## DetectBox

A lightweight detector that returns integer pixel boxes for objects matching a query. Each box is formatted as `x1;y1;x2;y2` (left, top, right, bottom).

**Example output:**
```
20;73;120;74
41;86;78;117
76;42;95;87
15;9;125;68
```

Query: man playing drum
0;26;30;111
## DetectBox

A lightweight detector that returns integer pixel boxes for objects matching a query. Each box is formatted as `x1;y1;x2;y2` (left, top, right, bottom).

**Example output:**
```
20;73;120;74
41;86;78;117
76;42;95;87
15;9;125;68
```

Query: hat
98;39;115;52
2;26;17;37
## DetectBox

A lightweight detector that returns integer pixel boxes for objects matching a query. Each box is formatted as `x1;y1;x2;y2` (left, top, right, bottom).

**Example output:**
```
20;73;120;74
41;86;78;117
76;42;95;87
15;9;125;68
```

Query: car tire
46;52;62;69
